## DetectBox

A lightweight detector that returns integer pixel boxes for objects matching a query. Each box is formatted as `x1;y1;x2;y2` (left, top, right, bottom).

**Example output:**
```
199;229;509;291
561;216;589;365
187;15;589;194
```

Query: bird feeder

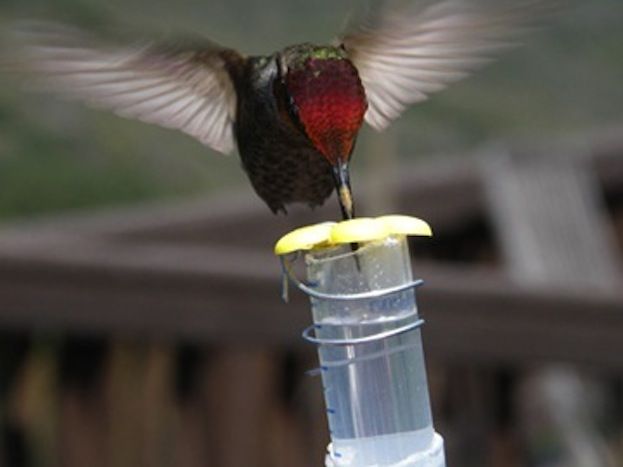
276;216;446;467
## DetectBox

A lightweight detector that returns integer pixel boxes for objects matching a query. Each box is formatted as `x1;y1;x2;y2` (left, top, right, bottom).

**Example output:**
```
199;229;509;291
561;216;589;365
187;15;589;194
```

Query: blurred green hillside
1;0;622;219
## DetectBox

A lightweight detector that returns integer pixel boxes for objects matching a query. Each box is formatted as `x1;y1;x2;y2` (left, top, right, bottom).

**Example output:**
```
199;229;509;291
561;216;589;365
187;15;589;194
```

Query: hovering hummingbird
7;0;557;220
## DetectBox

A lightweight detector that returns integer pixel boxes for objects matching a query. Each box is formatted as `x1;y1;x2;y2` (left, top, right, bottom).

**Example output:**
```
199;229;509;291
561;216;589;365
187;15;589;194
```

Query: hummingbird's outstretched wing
8;23;241;154
340;0;559;131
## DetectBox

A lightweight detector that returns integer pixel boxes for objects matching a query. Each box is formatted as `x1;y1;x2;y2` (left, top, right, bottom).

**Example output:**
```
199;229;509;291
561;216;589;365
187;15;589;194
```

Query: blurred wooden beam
0;137;622;370
0;240;622;369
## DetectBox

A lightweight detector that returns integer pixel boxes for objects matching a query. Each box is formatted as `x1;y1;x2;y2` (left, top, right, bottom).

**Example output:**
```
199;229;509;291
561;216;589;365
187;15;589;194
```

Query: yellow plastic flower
274;215;432;255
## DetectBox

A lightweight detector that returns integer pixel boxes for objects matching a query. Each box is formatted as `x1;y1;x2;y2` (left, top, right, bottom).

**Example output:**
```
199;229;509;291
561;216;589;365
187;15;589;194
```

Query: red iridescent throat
285;58;367;165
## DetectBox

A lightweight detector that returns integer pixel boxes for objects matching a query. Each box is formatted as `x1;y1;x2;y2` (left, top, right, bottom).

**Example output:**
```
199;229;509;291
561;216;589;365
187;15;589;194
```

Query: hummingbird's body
9;0;556;220
230;44;366;216
231;50;337;214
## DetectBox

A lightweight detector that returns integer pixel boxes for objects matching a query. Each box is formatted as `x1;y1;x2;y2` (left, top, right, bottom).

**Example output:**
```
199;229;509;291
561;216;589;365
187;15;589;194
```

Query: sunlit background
1;0;622;466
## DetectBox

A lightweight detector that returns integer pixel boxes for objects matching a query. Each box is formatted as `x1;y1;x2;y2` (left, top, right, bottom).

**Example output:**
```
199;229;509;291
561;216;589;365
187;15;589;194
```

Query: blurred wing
12;23;241;154
341;0;557;131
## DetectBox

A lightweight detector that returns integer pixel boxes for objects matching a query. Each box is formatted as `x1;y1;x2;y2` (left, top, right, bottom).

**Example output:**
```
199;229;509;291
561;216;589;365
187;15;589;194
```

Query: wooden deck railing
1;130;622;467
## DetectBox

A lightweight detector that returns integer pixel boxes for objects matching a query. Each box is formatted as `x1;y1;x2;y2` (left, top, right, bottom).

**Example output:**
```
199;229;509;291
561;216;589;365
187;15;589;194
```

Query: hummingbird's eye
286;92;298;115
285;89;305;134
272;75;305;137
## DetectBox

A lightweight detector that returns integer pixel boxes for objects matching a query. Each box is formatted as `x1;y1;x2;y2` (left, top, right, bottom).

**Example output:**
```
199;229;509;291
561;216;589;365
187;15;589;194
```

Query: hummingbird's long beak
332;160;361;268
332;161;355;220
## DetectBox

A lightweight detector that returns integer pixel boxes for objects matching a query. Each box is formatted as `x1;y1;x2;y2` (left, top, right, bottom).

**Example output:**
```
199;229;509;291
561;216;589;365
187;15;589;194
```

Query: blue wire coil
279;255;426;347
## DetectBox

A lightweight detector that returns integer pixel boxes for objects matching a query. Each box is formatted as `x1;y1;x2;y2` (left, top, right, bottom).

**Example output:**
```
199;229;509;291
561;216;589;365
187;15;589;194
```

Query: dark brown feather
231;55;334;213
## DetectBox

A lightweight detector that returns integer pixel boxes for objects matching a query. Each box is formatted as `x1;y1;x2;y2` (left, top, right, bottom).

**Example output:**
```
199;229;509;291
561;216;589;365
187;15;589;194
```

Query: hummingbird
7;0;557;220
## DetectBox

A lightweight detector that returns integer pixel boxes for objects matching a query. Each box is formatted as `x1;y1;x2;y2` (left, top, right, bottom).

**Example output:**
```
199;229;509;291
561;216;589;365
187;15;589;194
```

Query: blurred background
0;0;622;466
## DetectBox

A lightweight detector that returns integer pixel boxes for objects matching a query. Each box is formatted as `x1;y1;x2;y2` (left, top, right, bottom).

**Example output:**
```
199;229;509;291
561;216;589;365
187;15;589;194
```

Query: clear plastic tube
304;236;446;467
